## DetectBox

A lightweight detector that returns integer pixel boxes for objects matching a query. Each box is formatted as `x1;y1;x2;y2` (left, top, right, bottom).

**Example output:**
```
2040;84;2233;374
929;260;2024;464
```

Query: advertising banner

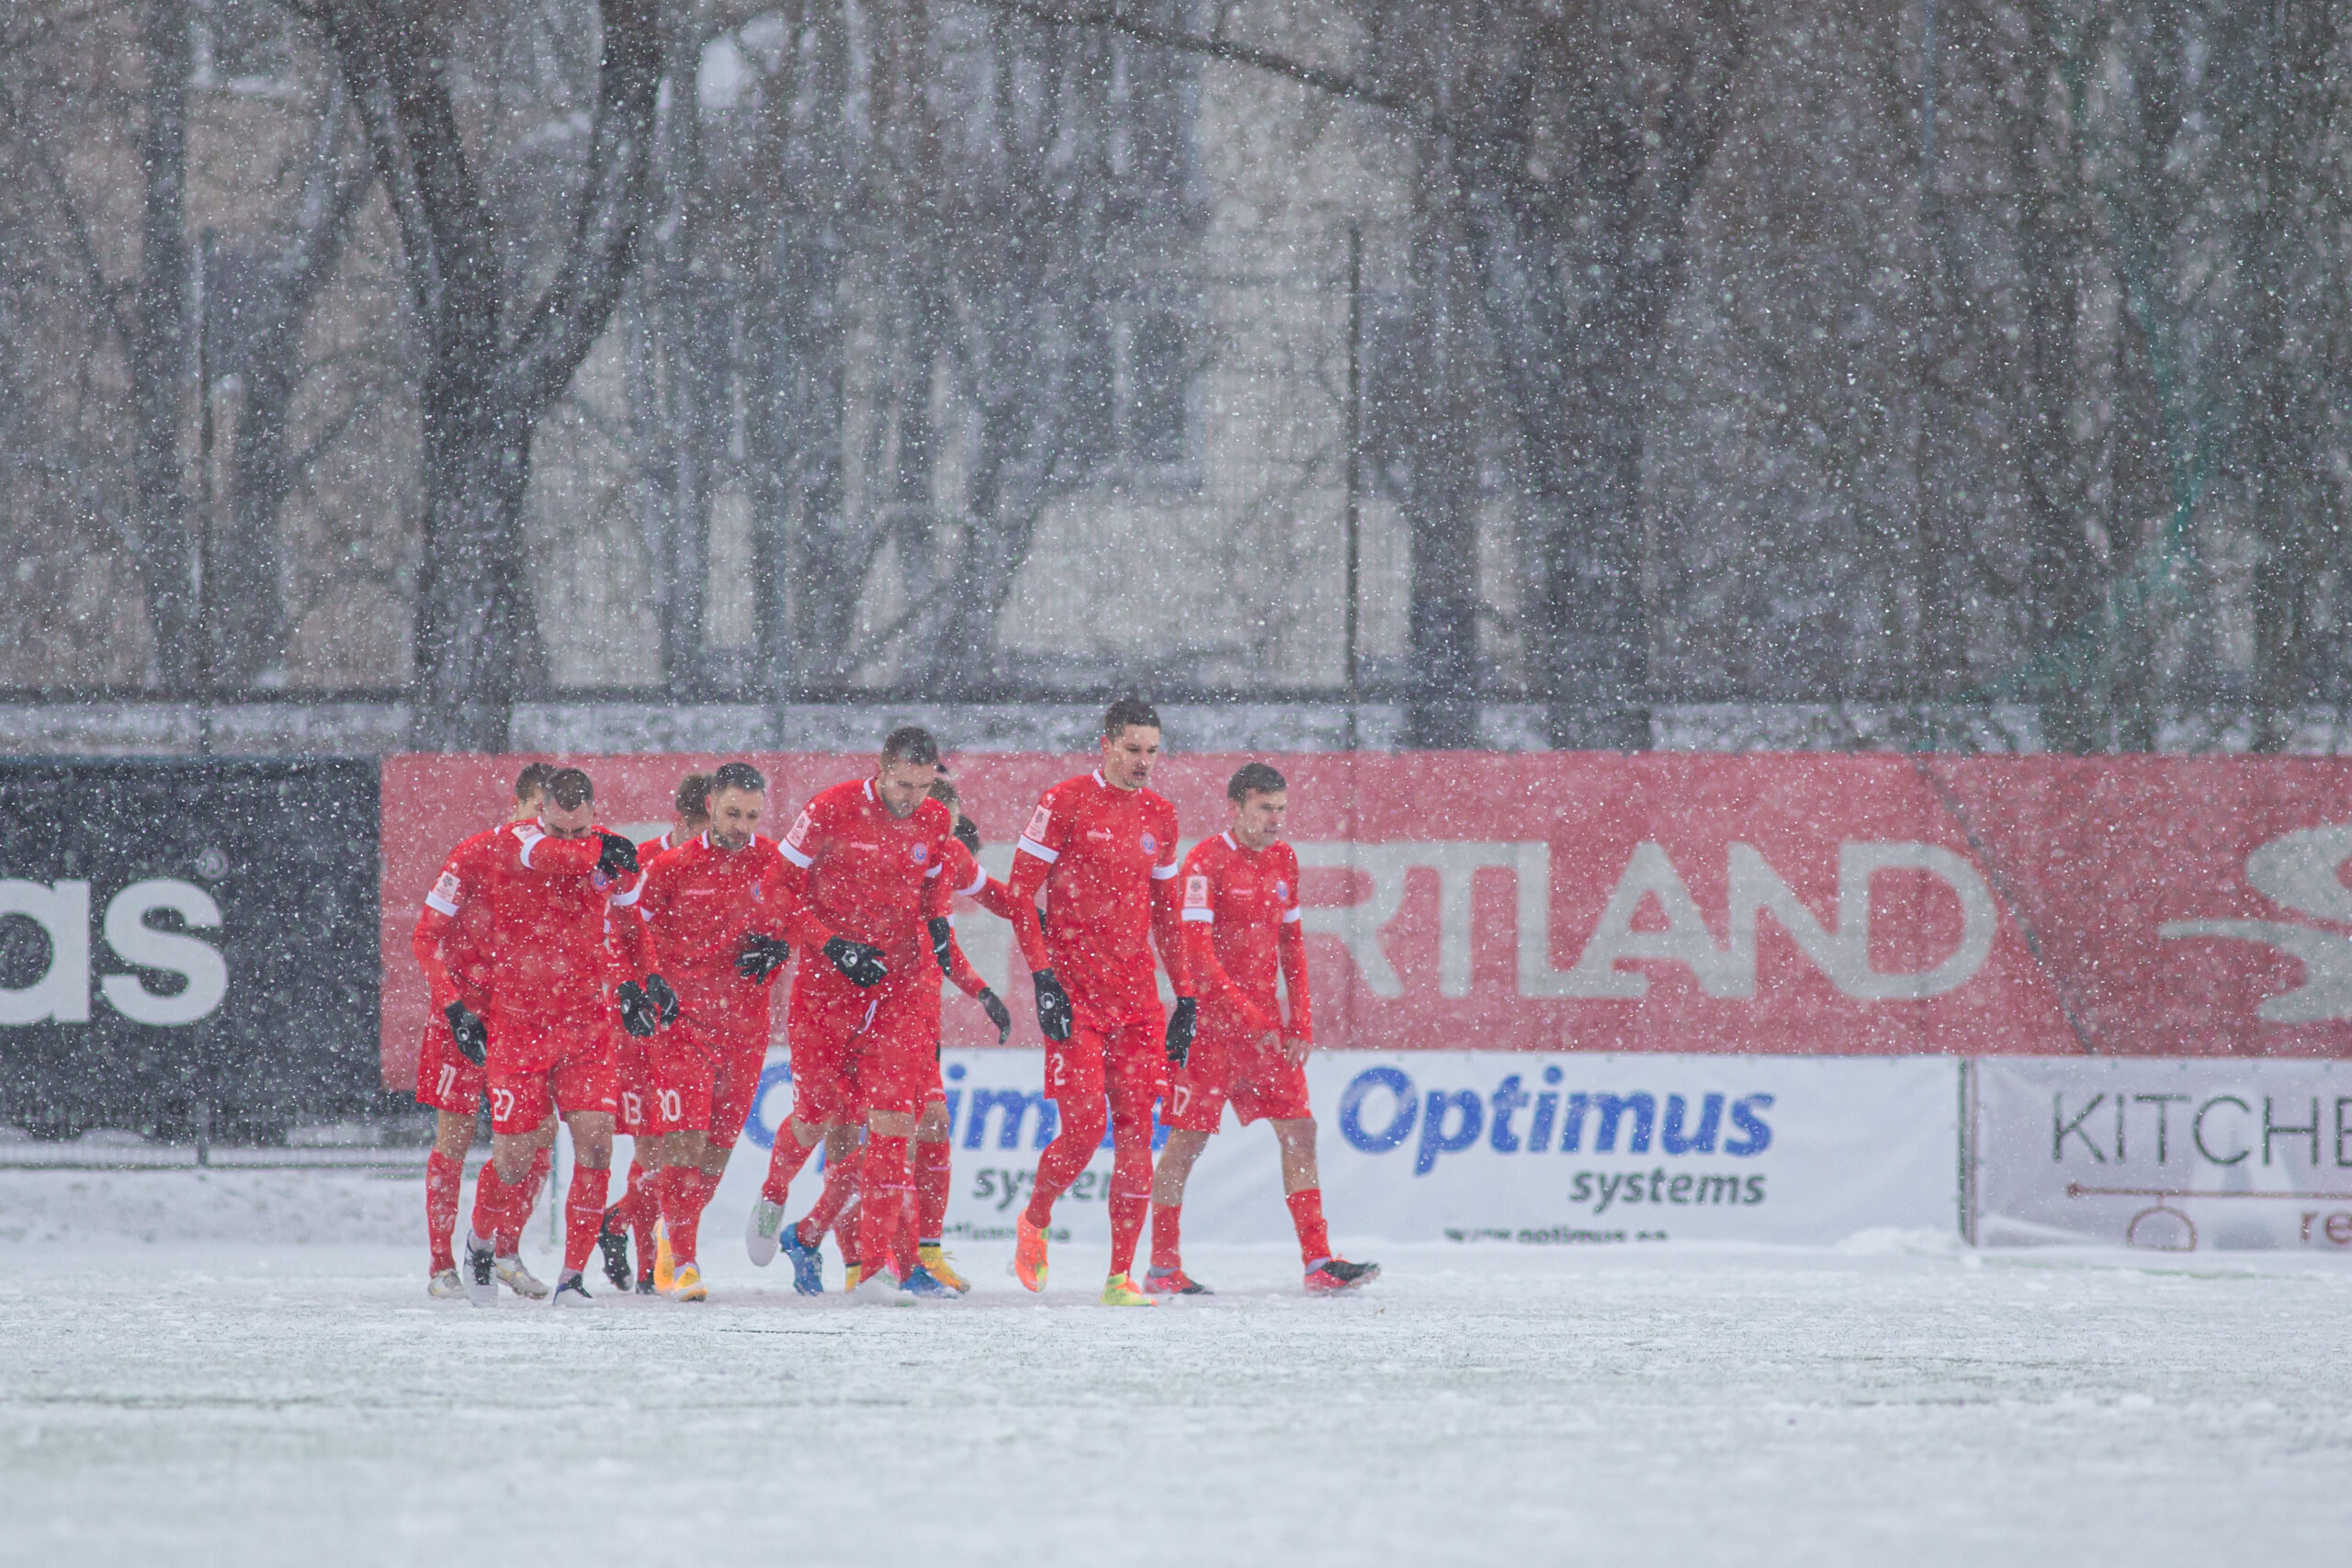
1975;1057;2352;1251
383;753;2352;1086
0;760;381;1139
728;1049;1961;1248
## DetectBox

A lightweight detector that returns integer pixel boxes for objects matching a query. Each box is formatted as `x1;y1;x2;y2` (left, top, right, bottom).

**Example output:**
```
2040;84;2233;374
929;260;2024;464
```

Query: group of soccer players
410;699;1377;1305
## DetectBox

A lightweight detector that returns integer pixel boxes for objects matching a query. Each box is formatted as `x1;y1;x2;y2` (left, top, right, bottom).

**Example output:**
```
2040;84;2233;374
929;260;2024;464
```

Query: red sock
469;1160;509;1250
425;1152;463;1272
658;1166;703;1265
563;1162;609;1273
763;1128;819;1206
832;1197;862;1267
1287;1188;1331;1268
621;1163;658;1269
857;1137;911;1280
688;1168;721;1235
914;1138;953;1244
1104;1113;1155;1278
610;1160;645;1225
1150;1203;1182;1271
1023;1100;1105;1229
497;1148;551;1255
1108;1191;1148;1279
797;1145;863;1247
896;1183;919;1274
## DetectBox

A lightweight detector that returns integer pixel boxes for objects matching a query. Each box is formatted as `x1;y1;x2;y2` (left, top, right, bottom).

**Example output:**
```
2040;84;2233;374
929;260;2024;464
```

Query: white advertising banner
1976;1057;2352;1252
741;1050;1962;1250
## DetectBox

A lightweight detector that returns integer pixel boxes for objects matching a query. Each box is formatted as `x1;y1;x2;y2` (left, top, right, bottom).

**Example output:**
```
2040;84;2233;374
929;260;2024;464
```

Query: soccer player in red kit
410;762;553;1297
628;762;793;1303
597;772;712;1293
900;779;1014;1292
744;726;962;1298
461;766;646;1307
1150;763;1379;1294
1006;697;1196;1306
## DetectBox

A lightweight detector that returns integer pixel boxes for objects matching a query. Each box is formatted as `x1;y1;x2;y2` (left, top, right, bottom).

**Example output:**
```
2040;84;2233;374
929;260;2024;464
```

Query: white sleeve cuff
779;840;813;869
1282;907;1303;923
1180;908;1214;924
1150;861;1179;880
424;892;460;917
1016;837;1058;864
958;868;988;897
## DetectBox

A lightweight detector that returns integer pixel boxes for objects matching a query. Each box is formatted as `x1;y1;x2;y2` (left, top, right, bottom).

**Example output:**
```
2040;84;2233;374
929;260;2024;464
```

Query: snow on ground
4;1169;2351;1567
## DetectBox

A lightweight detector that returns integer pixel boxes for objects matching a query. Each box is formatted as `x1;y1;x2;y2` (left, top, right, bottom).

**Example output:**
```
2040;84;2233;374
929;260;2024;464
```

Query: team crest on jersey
1184;874;1210;909
751;883;764;902
1025;805;1052;841
910;841;929;864
1141;832;1158;856
1275;880;1290;901
786;809;814;850
433;870;460;903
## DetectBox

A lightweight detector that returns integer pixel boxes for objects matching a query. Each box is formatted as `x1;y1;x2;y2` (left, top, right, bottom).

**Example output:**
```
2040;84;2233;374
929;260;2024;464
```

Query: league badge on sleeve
1026;805;1052;841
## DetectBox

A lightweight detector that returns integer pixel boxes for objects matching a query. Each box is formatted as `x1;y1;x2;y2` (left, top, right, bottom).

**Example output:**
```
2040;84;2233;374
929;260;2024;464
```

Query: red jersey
1180;831;1312;1043
484;818;639;1031
776;779;959;976
1007;770;1190;1019
633;832;791;1031
412;829;502;1016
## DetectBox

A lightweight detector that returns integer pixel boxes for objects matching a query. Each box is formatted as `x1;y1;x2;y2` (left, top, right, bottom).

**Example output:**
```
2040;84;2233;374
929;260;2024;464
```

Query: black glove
825;935;888;988
1165;996;1197;1067
928;916;955;976
1033;968;1072;1042
444;1001;487;1066
616;980;660;1038
978;987;1012;1045
594;831;639;879
642;973;680;1025
738;932;792;982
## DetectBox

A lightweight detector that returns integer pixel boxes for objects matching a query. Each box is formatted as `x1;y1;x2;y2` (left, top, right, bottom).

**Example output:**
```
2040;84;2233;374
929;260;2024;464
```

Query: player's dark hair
1227;762;1287;802
953;817;981;855
514;761;557;804
927;776;959;809
710;761;765;796
543;766;594;811
882;726;940;767
1102;696;1160;739
674;772;713;818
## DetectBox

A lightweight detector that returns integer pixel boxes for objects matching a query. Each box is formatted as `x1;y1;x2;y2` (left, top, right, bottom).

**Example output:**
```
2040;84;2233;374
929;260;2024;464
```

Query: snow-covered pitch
4;1168;2348;1566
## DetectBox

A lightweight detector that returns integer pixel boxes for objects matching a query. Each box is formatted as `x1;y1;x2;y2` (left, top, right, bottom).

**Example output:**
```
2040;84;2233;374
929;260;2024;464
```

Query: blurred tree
315;0;660;748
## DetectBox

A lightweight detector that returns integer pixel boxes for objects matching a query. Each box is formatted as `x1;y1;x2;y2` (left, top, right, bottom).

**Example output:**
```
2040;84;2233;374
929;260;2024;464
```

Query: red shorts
413;1021;484;1115
647;1020;766;1145
1044;1000;1167;1124
612;1036;655;1137
485;1019;617;1134
787;965;936;1122
1166;1027;1312;1131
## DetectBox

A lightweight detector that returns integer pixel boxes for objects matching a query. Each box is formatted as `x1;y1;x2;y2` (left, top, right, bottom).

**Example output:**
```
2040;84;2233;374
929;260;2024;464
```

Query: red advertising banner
379;753;2352;1088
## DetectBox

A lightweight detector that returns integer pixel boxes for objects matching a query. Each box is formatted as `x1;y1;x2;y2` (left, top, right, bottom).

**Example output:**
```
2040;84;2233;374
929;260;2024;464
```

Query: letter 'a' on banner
379;753;2352;1088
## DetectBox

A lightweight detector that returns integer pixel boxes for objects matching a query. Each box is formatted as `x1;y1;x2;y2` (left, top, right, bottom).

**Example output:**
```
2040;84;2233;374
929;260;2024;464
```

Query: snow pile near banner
0;1168;419;1247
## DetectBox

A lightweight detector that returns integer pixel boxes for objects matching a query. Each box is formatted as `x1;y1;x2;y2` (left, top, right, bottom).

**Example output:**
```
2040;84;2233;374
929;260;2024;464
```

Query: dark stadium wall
379;753;2352;1086
0;759;382;1141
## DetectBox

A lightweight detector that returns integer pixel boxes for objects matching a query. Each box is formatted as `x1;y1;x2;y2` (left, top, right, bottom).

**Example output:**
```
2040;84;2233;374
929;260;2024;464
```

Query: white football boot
495;1253;551;1300
746;1197;786;1267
